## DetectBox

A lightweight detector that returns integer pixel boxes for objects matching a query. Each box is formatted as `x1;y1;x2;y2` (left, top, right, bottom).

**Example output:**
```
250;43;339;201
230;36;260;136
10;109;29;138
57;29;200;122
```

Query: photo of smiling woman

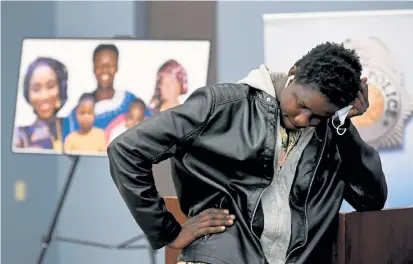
13;57;68;151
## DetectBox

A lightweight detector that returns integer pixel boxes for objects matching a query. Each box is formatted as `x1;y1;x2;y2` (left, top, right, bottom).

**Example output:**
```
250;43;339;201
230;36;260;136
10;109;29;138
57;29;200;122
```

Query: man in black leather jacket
108;42;387;264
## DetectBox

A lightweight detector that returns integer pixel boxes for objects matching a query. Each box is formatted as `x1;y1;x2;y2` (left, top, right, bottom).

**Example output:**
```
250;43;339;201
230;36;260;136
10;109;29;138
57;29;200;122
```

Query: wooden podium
332;207;413;264
164;197;413;264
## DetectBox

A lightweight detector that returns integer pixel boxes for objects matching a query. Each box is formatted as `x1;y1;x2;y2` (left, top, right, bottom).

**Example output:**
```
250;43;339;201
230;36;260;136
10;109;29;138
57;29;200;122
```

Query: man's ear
288;66;297;76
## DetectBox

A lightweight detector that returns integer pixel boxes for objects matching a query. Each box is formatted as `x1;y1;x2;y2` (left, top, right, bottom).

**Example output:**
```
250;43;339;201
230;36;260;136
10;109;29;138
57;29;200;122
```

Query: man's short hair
294;42;362;108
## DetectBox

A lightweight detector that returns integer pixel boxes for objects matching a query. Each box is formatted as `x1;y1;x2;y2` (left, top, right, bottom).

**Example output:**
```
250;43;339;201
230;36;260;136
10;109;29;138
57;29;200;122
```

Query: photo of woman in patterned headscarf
148;59;188;115
13;57;68;151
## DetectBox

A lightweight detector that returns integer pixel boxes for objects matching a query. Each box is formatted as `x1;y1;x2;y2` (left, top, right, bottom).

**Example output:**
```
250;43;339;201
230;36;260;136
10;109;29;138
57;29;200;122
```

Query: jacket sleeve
335;119;388;212
107;86;215;249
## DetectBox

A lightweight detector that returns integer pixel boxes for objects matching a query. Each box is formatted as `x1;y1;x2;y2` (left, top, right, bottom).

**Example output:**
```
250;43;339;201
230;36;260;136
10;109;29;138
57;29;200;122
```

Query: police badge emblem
343;37;413;149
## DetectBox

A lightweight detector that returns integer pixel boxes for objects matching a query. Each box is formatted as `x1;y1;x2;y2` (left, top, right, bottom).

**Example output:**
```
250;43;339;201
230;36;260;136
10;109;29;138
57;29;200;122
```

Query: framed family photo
12;38;210;157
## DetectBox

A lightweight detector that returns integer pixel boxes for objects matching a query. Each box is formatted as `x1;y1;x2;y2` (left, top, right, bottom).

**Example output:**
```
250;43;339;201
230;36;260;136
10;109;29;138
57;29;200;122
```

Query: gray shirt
260;119;314;264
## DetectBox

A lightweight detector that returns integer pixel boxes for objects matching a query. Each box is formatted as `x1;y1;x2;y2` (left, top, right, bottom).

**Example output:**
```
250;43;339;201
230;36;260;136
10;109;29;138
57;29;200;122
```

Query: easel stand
36;155;157;264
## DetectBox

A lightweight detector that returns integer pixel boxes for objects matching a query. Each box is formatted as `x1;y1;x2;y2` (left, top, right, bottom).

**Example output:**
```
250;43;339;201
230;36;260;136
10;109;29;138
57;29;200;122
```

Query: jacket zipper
250;108;282;241
284;122;328;263
250;187;268;241
219;195;226;209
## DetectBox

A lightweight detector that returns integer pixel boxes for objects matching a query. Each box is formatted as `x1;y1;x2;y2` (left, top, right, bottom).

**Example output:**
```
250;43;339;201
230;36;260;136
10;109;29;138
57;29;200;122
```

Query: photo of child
63;94;107;153
105;98;147;144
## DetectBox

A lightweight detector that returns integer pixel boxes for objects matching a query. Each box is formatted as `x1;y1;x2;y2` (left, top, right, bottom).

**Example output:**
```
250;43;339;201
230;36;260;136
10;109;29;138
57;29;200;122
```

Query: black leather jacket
108;83;387;264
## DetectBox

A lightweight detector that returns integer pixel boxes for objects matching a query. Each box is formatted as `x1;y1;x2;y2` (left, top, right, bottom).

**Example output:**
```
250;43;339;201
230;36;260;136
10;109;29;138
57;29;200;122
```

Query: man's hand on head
348;77;369;119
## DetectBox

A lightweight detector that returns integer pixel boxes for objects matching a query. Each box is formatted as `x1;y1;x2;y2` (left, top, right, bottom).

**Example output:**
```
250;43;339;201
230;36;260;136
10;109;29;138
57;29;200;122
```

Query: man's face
279;80;339;130
93;50;118;90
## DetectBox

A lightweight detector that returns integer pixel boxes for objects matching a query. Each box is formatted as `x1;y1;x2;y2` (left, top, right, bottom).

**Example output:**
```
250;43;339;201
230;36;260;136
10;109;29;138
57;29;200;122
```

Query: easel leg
36;155;80;264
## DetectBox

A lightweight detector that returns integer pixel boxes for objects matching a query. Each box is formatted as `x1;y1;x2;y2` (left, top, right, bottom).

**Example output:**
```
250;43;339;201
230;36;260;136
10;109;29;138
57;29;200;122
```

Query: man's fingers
188;208;231;225
353;96;367;114
348;108;358;117
194;226;226;238
191;208;223;222
198;208;227;217
356;91;366;108
182;209;235;242
196;217;234;229
198;208;232;220
362;83;369;108
199;211;235;223
199;214;234;227
360;77;369;105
